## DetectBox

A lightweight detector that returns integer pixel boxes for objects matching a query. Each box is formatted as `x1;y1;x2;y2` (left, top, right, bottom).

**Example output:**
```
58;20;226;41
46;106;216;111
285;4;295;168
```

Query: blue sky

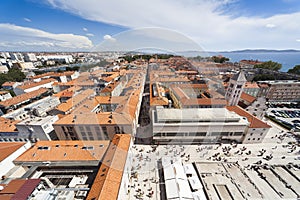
0;0;300;51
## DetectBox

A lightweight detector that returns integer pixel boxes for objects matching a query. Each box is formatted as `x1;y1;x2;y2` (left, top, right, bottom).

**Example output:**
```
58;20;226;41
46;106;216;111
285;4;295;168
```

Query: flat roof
155;107;242;122
16;115;58;126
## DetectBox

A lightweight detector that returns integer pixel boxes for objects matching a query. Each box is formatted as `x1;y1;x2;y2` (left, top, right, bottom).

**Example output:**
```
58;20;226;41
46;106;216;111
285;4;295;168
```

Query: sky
0;0;300;52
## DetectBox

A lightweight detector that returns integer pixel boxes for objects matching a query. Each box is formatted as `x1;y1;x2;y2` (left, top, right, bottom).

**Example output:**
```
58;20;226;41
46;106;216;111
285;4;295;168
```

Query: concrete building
152;106;249;144
9;134;131;200
13;78;57;95
0;88;51;115
13;62;35;71
23;53;37;62
225;71;247;106
15;115;59;141
258;80;300;102
227;106;271;143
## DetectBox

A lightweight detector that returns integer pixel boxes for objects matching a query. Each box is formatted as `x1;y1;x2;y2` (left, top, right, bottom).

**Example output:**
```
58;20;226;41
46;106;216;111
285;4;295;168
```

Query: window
102;126;107;134
234;132;243;136
237;85;242;88
114;126;121;134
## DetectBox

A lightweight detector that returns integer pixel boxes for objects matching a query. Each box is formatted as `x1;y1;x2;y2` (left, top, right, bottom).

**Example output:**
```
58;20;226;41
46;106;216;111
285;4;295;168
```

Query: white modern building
152;106;249;144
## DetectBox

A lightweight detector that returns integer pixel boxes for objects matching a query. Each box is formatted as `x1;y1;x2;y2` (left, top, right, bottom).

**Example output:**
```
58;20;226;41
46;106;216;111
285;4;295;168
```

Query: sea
182;51;300;72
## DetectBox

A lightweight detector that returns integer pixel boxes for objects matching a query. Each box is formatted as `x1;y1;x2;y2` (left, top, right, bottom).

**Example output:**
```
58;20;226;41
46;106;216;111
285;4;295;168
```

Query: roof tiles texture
86;134;131;200
14;140;110;163
0;142;25;162
0;88;49;108
227;106;271;128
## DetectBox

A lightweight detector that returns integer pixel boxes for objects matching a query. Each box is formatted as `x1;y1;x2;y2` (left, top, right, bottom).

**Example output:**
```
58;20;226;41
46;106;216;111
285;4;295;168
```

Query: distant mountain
217;49;300;53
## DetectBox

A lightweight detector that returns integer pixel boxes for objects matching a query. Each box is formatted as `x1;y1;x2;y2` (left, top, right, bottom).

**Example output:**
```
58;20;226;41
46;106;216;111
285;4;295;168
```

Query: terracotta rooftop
101;81;121;93
0;142;26;162
86;134;131;200
94;96;127;105
171;83;208;90
240;92;256;104
244;82;259;89
0;88;49;108
0;117;19;133
11;179;41;200
171;86;226;106
1;82;16;87
14;140;110;163
55;89;94;113
181;98;227;106
54;111;132;126
0;179;27;199
227;106;271;128
29;72;55;79
53;86;81;98
17;78;57;90
150;83;169;106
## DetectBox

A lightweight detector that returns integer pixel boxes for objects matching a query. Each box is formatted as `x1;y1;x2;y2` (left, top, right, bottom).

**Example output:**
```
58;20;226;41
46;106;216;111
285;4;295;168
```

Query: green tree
252;74;275;81
254;61;282;71
287;64;300;75
0;68;26;86
211;56;229;63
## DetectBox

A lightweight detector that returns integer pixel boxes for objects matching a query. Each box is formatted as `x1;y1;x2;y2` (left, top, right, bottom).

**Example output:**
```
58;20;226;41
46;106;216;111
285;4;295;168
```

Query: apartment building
152;106;249;144
169;84;226;108
258;80;300;102
16;115;59;141
13;78;57;95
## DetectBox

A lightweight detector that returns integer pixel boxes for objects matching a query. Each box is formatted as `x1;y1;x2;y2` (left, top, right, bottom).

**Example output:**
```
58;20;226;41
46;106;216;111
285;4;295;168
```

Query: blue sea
209;52;300;72
181;51;300;72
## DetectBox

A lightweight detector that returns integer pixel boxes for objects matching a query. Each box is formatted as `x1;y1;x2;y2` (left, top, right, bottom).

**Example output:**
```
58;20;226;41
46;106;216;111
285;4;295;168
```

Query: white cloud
86;33;94;37
0;23;93;51
296;39;300;42
83;27;88;32
266;23;276;28
103;34;116;42
23;18;32;22
41;0;300;50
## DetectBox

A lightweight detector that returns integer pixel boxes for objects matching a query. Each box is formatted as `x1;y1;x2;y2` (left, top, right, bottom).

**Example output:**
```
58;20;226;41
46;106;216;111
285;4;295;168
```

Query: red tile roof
17;78;57;90
0;88;49;108
0;142;26;162
227;106;271;128
86;134;131;200
11;179;40;200
240;92;256;104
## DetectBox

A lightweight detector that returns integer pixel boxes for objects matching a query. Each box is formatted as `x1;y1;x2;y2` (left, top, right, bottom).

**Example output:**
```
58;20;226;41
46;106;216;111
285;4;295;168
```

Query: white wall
0;142;31;178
